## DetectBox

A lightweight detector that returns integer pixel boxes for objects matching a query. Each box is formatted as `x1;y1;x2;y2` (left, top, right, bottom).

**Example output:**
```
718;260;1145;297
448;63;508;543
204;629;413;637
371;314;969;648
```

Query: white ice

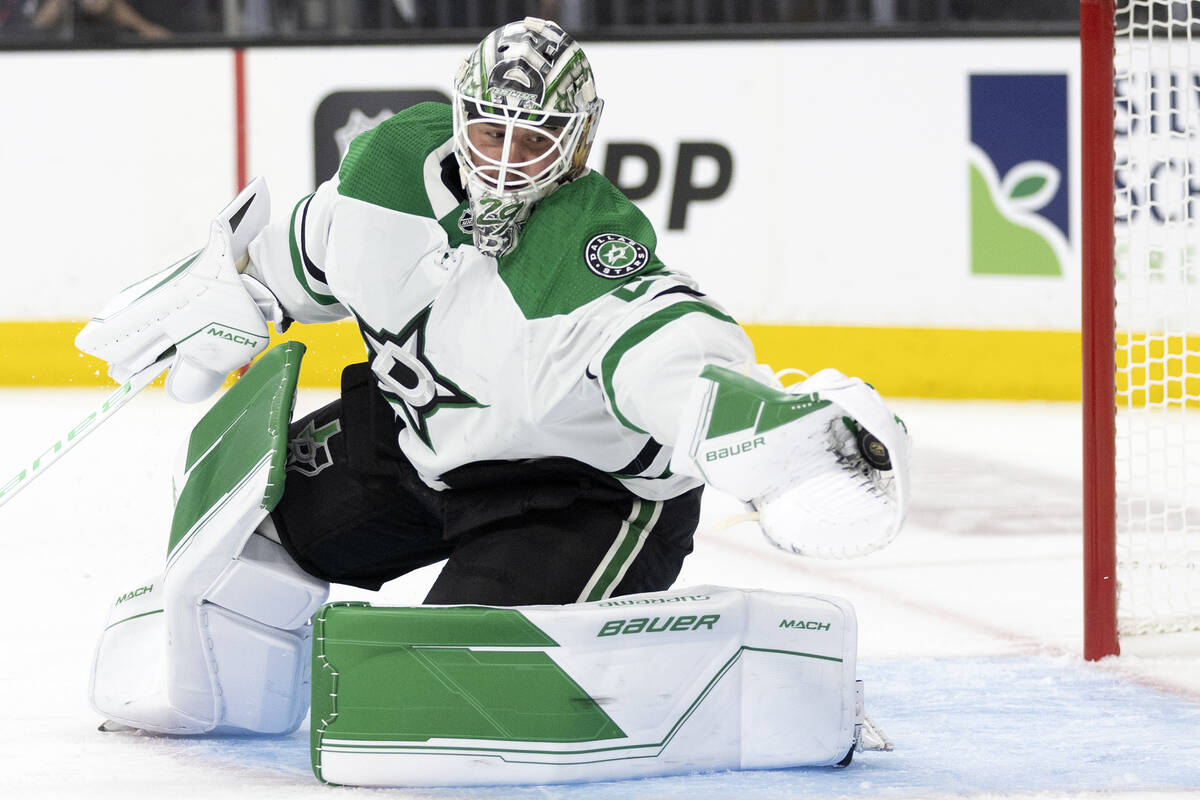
1;387;1198;799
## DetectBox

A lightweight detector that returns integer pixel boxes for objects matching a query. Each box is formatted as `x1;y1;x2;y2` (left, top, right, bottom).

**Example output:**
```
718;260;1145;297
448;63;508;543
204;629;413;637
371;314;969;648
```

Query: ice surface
1;389;1198;799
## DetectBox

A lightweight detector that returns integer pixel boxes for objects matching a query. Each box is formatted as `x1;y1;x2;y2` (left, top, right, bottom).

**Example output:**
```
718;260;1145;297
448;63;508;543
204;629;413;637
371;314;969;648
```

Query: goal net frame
1082;0;1200;660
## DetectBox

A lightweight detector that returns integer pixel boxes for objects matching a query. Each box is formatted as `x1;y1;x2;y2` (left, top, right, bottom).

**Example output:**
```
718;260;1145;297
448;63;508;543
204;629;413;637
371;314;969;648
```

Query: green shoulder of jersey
337;101;455;220
498;171;666;319
335;101;666;320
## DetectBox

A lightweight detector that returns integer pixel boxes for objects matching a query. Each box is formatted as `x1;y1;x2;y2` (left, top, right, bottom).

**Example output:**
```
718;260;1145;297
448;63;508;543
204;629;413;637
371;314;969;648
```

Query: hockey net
1083;0;1200;658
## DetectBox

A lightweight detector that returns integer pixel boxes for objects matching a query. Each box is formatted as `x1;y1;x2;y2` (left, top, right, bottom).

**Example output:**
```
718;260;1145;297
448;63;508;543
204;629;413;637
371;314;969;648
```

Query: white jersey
247;102;754;500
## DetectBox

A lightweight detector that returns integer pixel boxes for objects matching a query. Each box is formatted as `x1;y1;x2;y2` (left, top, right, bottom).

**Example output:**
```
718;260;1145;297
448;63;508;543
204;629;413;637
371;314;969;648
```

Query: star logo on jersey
359;306;482;451
585;233;650;279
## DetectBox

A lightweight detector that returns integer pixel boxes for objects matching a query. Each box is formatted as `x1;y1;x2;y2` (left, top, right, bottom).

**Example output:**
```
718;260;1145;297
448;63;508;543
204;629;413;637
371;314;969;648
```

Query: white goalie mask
452;17;604;257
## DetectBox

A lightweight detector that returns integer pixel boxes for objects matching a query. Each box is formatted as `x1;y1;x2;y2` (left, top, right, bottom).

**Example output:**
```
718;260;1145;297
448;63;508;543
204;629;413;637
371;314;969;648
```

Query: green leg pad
167;342;305;558
309;589;861;787
310;602;625;785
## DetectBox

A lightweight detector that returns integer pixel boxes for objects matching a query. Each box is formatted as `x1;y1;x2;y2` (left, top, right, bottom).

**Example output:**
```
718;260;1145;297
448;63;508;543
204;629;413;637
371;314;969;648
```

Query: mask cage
452;92;594;199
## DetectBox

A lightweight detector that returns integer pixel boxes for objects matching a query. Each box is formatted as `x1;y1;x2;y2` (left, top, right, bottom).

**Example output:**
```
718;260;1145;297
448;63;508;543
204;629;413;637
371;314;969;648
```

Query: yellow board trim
0;320;367;391
743;323;1082;401
0;319;1084;400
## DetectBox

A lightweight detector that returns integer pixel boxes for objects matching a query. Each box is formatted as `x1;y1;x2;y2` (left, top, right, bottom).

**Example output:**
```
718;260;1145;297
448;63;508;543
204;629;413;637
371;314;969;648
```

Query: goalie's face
463;120;565;189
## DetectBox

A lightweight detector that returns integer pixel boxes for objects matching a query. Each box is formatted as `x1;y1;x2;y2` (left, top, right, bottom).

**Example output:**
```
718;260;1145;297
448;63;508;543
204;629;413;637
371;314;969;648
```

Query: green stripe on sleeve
600;302;738;433
288;195;340;306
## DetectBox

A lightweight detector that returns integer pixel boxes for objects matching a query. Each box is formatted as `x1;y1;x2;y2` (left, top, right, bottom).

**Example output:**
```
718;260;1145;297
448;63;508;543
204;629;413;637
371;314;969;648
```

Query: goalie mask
452;17;604;257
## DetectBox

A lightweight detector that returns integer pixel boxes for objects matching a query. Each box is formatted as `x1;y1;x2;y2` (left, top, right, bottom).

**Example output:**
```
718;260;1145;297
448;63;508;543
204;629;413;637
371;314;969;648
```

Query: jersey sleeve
588;278;756;446
245;176;350;324
244;103;456;325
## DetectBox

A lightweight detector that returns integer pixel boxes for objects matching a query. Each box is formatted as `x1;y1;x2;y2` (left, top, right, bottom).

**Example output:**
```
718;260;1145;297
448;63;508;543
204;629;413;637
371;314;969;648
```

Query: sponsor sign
968;74;1070;277
3;41;1085;332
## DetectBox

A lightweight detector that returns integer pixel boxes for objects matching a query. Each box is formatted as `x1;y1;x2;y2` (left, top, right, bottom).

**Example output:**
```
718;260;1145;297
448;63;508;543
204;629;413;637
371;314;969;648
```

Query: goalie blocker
312;586;870;787
75;176;283;404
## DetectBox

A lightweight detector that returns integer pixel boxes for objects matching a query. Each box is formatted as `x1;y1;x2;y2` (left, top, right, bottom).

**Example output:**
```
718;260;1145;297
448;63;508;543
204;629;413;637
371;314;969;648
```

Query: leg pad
90;342;329;735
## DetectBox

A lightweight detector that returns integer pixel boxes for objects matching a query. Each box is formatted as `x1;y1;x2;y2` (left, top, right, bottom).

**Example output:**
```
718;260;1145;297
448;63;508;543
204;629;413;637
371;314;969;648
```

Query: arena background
0;11;1082;400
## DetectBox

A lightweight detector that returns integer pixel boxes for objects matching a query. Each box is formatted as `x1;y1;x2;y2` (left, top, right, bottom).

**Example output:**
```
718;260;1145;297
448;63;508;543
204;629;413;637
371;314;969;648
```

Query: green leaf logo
1000;160;1060;213
1010;175;1046;199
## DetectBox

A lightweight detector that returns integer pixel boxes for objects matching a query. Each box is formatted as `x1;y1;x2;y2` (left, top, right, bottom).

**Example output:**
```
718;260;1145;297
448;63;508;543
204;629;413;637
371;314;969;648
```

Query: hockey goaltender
75;17;907;787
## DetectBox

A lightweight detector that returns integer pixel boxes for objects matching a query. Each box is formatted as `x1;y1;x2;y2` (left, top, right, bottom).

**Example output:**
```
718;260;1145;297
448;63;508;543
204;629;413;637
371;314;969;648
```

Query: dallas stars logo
359;306;482;451
584;233;650;279
286;418;341;477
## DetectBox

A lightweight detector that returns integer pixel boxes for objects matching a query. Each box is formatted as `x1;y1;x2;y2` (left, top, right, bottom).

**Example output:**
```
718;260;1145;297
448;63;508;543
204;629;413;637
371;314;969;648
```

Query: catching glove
671;365;910;558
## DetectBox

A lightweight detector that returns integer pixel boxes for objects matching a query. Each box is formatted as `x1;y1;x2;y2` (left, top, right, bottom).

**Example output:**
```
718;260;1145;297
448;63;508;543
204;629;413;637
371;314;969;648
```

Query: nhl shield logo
585;233;650;279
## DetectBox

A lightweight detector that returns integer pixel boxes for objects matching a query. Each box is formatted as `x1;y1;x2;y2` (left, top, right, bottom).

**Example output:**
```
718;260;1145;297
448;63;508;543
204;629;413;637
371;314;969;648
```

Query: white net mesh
1114;0;1200;634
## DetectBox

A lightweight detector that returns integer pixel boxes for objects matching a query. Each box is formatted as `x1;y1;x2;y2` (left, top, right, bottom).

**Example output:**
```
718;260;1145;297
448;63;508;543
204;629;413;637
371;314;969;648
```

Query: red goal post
1081;0;1118;661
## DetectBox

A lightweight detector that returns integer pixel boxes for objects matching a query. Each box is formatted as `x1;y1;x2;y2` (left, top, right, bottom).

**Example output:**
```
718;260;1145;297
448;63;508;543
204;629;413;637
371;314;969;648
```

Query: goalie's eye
467;123;561;171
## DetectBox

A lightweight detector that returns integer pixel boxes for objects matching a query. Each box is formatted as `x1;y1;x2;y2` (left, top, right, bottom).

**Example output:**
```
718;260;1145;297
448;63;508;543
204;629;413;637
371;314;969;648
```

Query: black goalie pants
270;364;702;606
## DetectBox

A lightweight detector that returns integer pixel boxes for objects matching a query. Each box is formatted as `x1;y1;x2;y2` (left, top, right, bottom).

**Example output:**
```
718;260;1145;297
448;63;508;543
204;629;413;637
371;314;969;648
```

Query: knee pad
90;343;329;735
91;523;327;735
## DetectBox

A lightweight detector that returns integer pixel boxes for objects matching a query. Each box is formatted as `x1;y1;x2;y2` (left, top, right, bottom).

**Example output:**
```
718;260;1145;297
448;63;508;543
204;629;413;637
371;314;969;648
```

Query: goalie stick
2;179;271;512
0;352;174;510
